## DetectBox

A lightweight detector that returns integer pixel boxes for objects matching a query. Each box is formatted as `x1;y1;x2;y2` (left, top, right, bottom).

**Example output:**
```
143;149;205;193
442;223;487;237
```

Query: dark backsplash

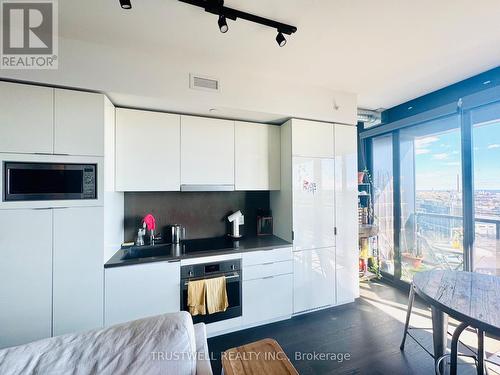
124;191;270;242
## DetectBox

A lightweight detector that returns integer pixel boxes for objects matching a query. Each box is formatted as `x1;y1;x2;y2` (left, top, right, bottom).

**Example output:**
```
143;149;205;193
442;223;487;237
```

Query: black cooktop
181;236;240;253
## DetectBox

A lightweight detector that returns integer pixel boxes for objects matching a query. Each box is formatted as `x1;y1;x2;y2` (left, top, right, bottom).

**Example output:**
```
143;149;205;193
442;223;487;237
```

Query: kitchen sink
121;243;177;260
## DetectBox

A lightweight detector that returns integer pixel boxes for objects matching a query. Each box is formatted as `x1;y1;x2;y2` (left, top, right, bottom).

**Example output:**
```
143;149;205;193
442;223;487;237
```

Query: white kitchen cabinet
0;209;53;349
243;274;293;326
242;247;292;267
235;122;280;190
334;125;359;303
181;115;234;186
54;89;105;156
105;261;180;326
115;109;181;191
0;81;54;154
293;247;335;313
53;207;104;336
292;119;334;158
292;156;336;251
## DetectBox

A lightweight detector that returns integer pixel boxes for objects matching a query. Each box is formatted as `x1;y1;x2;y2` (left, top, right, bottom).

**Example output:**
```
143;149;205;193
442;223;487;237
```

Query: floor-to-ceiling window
362;81;499;283
471;101;500;275
372;135;395;275
399;115;463;282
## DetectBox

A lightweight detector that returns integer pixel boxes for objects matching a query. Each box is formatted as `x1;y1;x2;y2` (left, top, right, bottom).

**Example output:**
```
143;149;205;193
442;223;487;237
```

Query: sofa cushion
0;312;197;375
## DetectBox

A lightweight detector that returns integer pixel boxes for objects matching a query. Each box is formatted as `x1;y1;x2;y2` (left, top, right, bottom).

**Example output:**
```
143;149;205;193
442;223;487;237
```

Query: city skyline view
413;119;500;191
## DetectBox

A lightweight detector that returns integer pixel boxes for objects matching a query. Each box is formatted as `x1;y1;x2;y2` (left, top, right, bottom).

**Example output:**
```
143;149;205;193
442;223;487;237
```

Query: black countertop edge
104;236;292;269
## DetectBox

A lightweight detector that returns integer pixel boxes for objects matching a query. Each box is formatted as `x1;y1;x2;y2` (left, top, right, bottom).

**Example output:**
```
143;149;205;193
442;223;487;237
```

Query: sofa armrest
194;323;212;375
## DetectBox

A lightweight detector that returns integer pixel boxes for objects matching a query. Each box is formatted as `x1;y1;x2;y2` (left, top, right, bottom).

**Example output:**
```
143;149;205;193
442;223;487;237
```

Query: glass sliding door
372;135;395;275
399;115;463;282
471;101;500;275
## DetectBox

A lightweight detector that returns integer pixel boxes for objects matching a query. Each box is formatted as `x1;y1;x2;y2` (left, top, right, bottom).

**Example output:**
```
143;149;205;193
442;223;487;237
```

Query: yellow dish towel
187;279;206;316
205;276;229;314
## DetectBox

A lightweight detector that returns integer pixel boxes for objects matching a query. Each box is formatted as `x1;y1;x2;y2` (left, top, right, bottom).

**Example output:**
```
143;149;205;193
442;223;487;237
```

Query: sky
413;119;500;191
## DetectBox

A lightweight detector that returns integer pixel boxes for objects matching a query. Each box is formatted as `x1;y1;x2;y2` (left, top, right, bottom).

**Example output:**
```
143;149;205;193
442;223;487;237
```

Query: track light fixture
118;0;297;46
218;15;228;33
119;0;131;9
276;32;286;47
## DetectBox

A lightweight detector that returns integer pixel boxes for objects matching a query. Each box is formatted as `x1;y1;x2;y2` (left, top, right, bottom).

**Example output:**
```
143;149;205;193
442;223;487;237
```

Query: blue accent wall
382;66;500;124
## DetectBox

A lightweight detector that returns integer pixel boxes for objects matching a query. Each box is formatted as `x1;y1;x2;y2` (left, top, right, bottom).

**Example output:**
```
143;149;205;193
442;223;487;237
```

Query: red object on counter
143;214;156;231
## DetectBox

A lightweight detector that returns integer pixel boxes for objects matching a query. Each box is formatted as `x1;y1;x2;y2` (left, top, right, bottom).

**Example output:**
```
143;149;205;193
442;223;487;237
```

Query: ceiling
2;0;500;121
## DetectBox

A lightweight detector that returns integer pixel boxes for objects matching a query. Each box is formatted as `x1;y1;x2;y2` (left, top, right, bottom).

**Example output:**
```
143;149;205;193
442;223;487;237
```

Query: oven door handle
183;273;240;286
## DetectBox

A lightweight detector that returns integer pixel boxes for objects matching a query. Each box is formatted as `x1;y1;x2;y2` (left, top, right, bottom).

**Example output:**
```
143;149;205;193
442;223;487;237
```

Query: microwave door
4;162;97;201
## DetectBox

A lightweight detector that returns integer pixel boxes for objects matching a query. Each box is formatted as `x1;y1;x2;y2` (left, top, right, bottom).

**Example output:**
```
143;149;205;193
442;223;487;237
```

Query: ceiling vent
190;74;220;92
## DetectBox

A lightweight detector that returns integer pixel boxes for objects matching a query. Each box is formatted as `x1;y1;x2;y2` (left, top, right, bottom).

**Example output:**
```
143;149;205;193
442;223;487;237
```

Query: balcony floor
208;280;500;374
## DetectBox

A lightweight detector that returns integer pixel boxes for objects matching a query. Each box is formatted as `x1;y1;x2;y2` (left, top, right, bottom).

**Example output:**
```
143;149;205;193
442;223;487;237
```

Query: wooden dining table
413;270;500;375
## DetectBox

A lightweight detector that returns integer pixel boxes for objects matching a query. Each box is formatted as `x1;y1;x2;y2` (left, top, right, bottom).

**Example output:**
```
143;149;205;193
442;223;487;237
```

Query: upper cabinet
292;119;334;158
235;122;280;191
54;89;105;156
115;109;180;192
0;83;107;156
181;115;235;187
0;81;53;154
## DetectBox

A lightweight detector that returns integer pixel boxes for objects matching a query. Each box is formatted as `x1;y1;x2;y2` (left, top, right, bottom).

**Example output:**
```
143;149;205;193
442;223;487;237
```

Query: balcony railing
400;212;500;279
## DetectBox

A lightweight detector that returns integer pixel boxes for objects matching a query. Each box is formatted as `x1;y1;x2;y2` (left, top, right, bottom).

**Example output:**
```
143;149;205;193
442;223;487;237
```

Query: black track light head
218;15;228;33
119;0;132;9
276;32;286;47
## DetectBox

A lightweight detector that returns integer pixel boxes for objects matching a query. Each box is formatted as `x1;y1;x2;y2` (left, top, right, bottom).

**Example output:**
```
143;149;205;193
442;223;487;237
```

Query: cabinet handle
262;262;274;266
262;276;274;280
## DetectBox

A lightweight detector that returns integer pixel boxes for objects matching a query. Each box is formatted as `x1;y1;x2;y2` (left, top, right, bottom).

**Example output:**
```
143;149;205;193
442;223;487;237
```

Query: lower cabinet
53;207;104;336
293;247;336;314
241;247;293;327
243;273;293;327
0;209;53;349
104;261;180;326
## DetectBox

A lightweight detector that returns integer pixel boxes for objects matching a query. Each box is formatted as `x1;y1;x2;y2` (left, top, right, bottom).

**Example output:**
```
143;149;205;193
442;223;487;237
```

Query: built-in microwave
3;162;97;201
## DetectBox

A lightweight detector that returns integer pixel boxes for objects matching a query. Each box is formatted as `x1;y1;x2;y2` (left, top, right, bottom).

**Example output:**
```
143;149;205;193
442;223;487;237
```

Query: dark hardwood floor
208;280;499;374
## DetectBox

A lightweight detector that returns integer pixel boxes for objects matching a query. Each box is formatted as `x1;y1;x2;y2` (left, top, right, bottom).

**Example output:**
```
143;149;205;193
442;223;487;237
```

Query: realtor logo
1;0;58;69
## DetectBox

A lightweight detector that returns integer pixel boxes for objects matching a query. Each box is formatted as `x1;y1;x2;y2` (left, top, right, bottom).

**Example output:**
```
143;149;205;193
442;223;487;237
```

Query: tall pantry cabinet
271;119;359;314
0;81;123;348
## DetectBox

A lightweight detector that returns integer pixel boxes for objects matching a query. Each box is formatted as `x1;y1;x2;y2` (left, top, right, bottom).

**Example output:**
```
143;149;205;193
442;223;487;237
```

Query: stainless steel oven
3;162;97;201
180;259;242;324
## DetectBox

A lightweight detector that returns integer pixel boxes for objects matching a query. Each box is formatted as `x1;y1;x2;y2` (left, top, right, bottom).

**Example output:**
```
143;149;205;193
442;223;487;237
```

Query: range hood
180;184;235;192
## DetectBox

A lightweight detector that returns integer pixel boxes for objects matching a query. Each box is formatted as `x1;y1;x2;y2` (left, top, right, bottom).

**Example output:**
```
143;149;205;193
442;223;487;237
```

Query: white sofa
0;312;213;375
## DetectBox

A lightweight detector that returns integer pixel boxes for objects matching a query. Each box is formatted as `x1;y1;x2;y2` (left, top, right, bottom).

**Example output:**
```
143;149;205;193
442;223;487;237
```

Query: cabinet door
334;125;359;303
243;273;292;326
0;81;53;154
293;247;335;313
0;209;52;348
105;261;180;326
116;109;180;191
292;119;334;158
54;89;105;156
53;207;104;336
235;122;280;190
181;116;234;185
292;157;336;250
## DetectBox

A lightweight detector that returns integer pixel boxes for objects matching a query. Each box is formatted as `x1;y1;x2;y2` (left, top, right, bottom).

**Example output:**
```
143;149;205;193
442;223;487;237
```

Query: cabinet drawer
242;247;292;267
243;260;292;281
243;273;292;326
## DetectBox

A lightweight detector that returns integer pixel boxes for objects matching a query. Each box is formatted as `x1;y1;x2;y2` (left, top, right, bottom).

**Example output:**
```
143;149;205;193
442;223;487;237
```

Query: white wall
0;36;357;125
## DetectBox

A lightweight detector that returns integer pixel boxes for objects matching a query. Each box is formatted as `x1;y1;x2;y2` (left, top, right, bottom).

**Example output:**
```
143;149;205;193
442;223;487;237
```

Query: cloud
444;162;460;166
415;136;440;149
433;153;449;160
416;149;431;155
488;144;500;149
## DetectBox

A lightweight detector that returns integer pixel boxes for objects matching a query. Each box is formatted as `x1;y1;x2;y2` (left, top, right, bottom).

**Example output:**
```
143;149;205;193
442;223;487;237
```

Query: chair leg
477;329;485;375
450;322;469;375
400;283;416;350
